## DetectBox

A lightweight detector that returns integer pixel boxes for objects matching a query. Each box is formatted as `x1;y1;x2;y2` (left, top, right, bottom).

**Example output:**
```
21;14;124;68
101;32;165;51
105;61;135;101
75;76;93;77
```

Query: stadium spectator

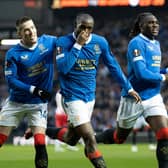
46;13;140;168
0;16;57;168
95;12;168;168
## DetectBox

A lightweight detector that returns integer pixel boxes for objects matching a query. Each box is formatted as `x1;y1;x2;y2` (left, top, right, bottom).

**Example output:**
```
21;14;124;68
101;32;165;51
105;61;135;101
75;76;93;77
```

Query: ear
139;22;144;32
139;22;143;28
74;20;77;27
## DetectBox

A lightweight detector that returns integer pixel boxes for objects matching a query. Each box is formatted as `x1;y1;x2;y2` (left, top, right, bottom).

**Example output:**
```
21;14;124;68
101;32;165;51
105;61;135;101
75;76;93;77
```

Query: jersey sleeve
100;37;132;93
4;51;31;92
56;40;81;74
128;40;163;82
50;35;57;48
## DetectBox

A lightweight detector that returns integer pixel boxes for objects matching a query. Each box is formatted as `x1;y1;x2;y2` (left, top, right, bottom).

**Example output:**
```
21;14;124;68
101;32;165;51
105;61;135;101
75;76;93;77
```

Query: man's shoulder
7;44;20;55
58;33;73;40
129;35;143;47
57;34;74;45
39;34;57;40
92;33;104;39
91;33;106;44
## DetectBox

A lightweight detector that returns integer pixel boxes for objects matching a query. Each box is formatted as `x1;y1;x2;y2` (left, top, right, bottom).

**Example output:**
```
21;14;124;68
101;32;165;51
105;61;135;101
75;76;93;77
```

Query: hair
129;12;154;38
74;13;94;27
16;16;32;31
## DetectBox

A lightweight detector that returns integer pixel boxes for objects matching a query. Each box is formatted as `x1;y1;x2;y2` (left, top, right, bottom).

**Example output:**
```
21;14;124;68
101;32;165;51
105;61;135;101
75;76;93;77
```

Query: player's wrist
29;85;36;94
161;74;166;81
128;88;134;93
74;43;82;50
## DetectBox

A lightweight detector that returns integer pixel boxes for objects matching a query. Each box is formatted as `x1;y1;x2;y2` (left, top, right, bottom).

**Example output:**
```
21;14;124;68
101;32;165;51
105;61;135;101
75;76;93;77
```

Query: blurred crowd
0;11;168;136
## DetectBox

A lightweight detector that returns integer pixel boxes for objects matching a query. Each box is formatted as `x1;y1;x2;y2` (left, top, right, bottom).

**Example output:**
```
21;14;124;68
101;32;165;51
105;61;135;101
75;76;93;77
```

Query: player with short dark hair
95;12;168;168
45;13;141;168
0;16;57;168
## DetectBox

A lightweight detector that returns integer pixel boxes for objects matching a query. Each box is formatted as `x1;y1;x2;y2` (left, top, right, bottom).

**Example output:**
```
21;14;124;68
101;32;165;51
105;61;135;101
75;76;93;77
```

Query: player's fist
24;128;33;139
33;87;52;101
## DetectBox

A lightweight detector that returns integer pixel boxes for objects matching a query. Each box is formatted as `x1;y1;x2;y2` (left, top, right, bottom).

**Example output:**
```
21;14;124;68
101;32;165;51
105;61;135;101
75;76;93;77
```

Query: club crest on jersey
21;55;29;60
38;44;45;51
133;49;141;57
38;44;48;55
94;44;101;54
56;46;62;55
147;45;154;51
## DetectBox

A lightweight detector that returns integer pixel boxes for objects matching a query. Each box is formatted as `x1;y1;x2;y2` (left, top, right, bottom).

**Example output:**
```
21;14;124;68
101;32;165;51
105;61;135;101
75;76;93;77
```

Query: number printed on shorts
40;109;47;119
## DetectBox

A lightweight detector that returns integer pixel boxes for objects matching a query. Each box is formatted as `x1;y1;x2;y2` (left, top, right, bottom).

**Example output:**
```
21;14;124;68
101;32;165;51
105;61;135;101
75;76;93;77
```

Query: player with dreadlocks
95;12;168;168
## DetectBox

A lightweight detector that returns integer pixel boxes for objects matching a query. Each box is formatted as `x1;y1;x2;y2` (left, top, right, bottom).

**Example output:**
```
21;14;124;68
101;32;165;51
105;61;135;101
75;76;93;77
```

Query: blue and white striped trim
56;53;65;60
133;56;143;62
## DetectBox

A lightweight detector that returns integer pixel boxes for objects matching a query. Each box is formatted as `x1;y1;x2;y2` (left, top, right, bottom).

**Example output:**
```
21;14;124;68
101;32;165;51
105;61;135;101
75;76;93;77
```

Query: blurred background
0;0;168;145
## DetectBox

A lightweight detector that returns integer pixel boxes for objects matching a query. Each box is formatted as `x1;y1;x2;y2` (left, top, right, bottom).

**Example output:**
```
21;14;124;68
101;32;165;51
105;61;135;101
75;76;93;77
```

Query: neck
142;33;155;40
20;40;37;49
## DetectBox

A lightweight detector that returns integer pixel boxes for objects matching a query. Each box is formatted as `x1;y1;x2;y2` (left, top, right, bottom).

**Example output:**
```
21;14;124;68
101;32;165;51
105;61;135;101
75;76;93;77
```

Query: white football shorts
117;94;167;129
0;99;48;128
133;116;148;129
62;98;95;127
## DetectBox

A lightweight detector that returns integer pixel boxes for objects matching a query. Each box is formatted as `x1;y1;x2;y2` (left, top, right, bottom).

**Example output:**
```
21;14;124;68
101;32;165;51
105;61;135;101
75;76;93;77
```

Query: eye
79;25;93;30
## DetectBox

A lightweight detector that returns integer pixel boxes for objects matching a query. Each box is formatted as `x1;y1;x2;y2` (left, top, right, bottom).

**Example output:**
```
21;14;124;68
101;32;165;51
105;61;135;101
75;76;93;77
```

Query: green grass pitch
0;144;157;168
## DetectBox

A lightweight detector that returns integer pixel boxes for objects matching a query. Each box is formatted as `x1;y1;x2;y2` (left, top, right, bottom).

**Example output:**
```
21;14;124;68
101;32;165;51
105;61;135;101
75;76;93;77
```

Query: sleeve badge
56;46;62;55
133;49;141;57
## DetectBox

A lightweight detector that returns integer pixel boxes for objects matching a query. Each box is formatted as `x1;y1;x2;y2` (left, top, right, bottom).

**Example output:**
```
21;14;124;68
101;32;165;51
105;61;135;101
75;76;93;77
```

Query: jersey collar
19;41;38;50
139;33;156;44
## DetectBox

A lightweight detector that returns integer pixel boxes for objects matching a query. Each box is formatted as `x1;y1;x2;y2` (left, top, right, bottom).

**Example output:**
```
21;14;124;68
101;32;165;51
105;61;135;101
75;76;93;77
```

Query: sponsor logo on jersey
28;61;47;77
21;55;29;60
147;45;154;51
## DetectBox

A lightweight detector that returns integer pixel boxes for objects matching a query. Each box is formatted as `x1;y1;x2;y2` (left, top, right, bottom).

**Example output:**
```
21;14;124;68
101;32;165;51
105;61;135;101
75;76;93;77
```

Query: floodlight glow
1;39;20;45
129;0;139;6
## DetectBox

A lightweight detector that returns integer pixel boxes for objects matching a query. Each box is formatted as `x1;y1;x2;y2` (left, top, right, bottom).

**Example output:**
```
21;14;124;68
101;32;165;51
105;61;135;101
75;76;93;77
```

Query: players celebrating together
1;11;168;168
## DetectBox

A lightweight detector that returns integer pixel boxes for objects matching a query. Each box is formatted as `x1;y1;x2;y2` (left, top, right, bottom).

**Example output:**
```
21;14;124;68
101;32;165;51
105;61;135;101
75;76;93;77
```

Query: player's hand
128;90;141;103
33;87;52;101
76;30;89;46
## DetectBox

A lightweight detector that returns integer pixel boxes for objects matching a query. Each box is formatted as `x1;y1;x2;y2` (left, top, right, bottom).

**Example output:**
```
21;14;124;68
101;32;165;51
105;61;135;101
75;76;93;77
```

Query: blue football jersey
56;33;132;102
122;34;163;100
5;34;57;103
